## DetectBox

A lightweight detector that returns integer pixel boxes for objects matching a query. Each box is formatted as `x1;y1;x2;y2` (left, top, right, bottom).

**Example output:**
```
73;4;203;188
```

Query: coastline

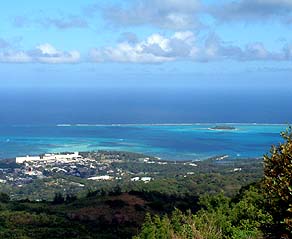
0;123;286;161
56;122;289;127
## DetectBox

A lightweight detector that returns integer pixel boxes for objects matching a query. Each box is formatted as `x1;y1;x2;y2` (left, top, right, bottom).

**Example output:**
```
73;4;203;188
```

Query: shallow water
0;124;287;160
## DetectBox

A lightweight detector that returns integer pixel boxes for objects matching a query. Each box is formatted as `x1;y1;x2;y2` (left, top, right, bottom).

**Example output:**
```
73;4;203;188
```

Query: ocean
0;124;287;160
0;88;290;160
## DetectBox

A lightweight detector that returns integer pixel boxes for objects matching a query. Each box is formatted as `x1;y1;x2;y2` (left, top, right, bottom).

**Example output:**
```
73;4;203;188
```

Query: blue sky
1;0;292;89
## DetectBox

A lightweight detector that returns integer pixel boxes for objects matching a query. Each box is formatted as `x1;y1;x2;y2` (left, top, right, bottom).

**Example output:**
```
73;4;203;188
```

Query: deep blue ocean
0;88;290;160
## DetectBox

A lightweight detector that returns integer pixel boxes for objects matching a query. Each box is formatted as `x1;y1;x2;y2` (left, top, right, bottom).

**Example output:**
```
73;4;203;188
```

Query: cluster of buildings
130;176;152;183
1;152;157;187
0;151;215;192
16;152;81;164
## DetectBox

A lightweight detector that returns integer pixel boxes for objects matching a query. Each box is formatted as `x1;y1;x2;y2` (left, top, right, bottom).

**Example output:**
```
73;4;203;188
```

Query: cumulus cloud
195;37;291;62
0;43;80;64
89;31;292;63
210;0;292;23
103;0;202;30
31;43;81;63
90;31;196;63
89;31;247;63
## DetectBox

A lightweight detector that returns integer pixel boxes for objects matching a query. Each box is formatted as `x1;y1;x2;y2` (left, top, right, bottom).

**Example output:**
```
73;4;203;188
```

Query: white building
25;170;43;176
141;177;152;183
16;152;81;164
131;177;140;182
16;156;41;164
88;175;113;181
233;168;242;172
42;152;81;162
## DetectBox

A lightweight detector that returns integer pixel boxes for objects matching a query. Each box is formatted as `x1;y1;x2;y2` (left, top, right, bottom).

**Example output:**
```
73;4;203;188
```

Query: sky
1;0;292;91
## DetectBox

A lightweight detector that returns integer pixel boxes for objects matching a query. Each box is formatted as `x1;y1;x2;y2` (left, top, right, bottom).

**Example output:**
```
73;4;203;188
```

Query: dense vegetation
135;127;292;239
263;127;292;236
134;185;272;239
0;128;291;238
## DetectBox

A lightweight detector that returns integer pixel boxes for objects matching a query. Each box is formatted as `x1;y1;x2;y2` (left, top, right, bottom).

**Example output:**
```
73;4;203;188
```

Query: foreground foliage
264;127;292;237
134;185;272;239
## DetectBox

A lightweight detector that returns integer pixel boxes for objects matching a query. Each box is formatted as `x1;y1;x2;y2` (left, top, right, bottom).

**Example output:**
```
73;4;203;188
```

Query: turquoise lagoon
0;124;288;160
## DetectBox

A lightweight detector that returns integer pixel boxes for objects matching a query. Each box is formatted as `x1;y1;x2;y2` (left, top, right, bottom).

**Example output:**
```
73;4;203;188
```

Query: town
0;150;258;201
2;151;160;184
0;151;203;199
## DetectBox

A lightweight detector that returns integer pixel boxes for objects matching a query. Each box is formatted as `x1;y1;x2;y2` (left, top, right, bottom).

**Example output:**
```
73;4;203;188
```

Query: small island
210;125;236;130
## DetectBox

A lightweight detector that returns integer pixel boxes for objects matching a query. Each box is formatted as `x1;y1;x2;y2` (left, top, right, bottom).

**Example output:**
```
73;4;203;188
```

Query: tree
133;213;157;239
65;193;77;203
0;192;10;203
264;126;292;236
52;192;65;204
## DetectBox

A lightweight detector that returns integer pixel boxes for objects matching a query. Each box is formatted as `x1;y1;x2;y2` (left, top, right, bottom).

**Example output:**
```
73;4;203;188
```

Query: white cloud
90;31;292;63
0;51;32;63
34;43;80;64
37;43;59;55
1;34;292;64
37;50;80;64
103;0;202;30
90;42;174;64
90;31;197;63
210;0;292;23
0;43;80;64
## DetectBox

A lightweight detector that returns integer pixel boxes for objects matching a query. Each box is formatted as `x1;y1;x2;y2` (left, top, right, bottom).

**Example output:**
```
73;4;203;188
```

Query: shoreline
0;123;288;127
56;123;289;127
5;150;263;164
